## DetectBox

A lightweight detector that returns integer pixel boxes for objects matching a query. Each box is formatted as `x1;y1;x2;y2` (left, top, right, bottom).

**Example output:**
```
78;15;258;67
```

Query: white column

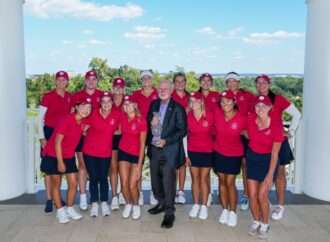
303;0;330;201
0;0;26;200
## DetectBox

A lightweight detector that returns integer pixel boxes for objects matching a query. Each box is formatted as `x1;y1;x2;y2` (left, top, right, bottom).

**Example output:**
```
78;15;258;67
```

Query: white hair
159;79;174;90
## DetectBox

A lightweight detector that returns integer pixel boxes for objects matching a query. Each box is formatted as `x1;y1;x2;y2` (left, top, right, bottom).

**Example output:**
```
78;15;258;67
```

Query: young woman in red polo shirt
171;72;190;205
255;75;301;221
131;70;158;206
83;92;120;217
39;71;72;213
110;77;127;210
246;95;284;240
71;70;103;211
223;72;255;212
41;97;92;224
198;73;219;206
118;95;147;220
213;90;247;227
186;92;214;220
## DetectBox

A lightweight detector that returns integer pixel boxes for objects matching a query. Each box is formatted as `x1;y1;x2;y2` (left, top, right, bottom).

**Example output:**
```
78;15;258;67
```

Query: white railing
25;116;298;192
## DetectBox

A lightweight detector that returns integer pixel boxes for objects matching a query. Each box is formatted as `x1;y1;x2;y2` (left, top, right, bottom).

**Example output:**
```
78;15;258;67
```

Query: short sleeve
276;95;291;112
41;93;50;107
55;116;69;135
272;120;284;143
139;118;147;132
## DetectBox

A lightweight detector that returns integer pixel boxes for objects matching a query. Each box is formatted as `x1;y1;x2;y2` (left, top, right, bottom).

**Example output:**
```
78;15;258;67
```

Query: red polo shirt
214;108;247;157
270;95;291;121
131;88;158;119
41;90;72;128
44;114;85;159
202;90;220;112
233;89;255;116
71;89;103;110
172;91;190;110
83;109;120;158
119;114;147;156
247;113;284;154
187;111;214;153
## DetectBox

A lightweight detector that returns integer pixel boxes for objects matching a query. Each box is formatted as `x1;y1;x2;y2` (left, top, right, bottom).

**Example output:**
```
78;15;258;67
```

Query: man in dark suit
146;79;187;228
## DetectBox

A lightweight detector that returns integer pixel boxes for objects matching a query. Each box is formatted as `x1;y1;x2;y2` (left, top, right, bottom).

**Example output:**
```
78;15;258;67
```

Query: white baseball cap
224;72;240;82
140;70;153;79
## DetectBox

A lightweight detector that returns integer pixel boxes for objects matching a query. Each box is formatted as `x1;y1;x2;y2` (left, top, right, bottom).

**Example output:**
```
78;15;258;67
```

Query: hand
185;157;191;167
135;166;142;181
157;139;166;148
40;139;47;149
58;161;66;173
151;114;160;127
263;173;273;189
82;124;90;136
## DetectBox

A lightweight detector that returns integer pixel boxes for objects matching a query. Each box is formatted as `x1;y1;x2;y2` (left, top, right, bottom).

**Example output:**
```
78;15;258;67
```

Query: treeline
27;57;303;111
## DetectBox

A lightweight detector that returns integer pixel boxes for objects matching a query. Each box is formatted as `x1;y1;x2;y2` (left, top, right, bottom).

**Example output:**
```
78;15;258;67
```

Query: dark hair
173;72;187;83
268;90;276;104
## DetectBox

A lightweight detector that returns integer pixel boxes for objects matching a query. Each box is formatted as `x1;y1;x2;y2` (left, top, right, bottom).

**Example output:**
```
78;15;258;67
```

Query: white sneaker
271;205;285;221
139;191;144;206
101;202;111;216
175;190;186;204
189;204;200;218
111;196;120;210
198;205;208;220
118;192;126;205
56;207;70;224
90;203;99;217
218;209;229;224
149;191;158;205
207;193;213;207
132;205;141;220
248;220;261;236
227;211;238;227
122;204;132;218
258;223;270;240
66;206;83;220
79;193;88;211
240;195;249;211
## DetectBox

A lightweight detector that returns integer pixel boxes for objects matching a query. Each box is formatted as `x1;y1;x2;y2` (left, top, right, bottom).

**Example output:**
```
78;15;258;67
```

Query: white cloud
243;30;304;45
82;29;94;35
217;27;243;39
124;26;167;43
88;39;107;45
24;0;143;21
62;40;74;45
196;26;216;35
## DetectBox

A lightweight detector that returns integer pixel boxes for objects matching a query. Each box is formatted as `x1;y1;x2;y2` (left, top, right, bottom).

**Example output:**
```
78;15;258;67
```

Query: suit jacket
147;98;187;168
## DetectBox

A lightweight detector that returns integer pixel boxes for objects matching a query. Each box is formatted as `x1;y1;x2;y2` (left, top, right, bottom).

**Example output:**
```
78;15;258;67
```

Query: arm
264;142;282;188
284;103;301;136
138;131;147;165
55;133;66;173
164;107;187;145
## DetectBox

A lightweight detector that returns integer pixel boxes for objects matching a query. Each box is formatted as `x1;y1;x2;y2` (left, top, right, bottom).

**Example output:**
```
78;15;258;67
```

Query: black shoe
44;199;53;214
148;204;165;215
161;214;175;229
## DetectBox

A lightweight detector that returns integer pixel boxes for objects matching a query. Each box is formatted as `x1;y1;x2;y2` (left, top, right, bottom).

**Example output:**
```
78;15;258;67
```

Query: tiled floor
1;204;330;242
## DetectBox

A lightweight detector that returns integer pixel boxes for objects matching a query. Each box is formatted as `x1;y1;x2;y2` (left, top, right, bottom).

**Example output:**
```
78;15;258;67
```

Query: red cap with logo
190;91;203;100
76;97;93;106
255;95;272;106
55;71;69;80
85;70;98;79
123;95;134;103
101;91;113;100
255;74;271;83
199;73;213;81
220;90;235;101
112;77;126;88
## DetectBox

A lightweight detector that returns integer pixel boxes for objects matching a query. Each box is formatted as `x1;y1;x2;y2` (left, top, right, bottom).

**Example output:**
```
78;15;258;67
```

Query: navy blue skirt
188;151;213;168
40;156;78;175
213;152;242;175
279;139;294;166
246;148;278;182
240;135;249;157
112;134;122;151
118;149;139;164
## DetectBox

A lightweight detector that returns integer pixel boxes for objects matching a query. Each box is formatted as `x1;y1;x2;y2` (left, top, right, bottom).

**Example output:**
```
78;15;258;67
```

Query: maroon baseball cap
55;71;69;80
85;70;98;79
112;77;126;88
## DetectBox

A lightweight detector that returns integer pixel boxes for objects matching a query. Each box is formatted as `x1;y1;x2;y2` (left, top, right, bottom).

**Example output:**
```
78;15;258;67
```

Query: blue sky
24;0;306;74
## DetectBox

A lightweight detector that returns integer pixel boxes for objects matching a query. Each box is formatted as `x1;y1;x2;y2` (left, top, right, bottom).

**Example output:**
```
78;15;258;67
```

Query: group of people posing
38;69;301;240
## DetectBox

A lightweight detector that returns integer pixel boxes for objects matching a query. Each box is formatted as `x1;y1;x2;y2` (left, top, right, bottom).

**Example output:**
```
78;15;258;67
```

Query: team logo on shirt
97;97;100;103
153;95;158;100
265;129;271;136
231;123;238;130
212;97;216;103
239;96;245;101
131;123;137;131
202;120;209;127
109;119;115;125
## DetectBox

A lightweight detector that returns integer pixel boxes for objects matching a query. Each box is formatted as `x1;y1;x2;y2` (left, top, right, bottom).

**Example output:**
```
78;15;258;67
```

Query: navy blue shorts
279;139;294;166
246;148;278;182
213;152;242;175
240;135;249;157
43;126;54;140
118;149;139;164
112;134;122;151
40;156;78;175
75;136;84;152
188;151;213;168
